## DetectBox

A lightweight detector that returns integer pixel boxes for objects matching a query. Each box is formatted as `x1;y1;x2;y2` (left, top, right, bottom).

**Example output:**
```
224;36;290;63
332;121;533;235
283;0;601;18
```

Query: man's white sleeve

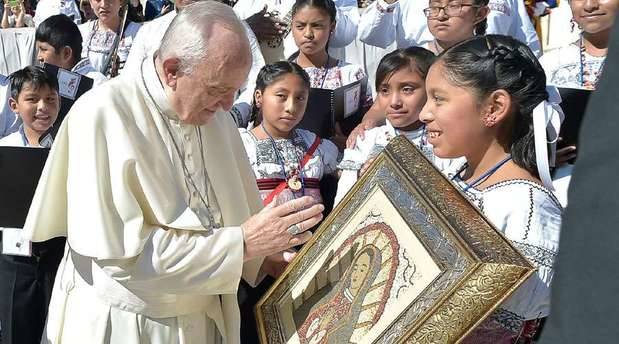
100;226;246;295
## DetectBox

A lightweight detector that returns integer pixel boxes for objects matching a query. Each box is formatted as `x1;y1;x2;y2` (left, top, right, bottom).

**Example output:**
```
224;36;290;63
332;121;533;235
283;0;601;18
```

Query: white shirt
357;0;541;56
447;168;562;321
335;121;458;205
78;20;142;76
122;11;265;128
0;75;20;139
4;14;35;28
540;40;606;89
234;0;359;62
0;127;26;146
239;128;339;180
0;125;48;147
33;0;82;27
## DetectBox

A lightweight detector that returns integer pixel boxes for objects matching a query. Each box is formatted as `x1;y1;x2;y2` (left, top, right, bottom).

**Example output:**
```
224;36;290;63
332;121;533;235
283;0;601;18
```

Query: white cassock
357;0;541;56
123;11;265;128
22;55;265;344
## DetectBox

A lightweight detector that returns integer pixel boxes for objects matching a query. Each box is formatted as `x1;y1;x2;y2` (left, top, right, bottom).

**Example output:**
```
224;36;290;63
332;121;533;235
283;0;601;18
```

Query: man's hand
261;250;297;278
242;196;323;262
245;6;286;42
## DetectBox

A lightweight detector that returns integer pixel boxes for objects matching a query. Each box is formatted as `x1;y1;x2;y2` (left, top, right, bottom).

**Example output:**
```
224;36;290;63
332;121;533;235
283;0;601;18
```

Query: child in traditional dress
539;0;617;206
289;0;373;146
0;66;60;147
346;0;490;147
78;0;141;77
540;0;618;90
335;46;457;205
421;35;562;343
240;61;339;206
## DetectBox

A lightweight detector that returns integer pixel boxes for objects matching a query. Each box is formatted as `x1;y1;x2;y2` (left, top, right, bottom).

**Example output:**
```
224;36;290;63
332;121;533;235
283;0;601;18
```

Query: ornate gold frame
256;136;535;343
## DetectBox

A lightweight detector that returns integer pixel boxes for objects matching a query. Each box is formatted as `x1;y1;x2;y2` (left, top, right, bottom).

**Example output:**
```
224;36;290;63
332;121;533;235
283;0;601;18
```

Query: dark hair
375;46;436;90
35;14;83;65
473;0;490;35
251;61;311;124
438;34;548;175
288;0;337;60
9;66;60;100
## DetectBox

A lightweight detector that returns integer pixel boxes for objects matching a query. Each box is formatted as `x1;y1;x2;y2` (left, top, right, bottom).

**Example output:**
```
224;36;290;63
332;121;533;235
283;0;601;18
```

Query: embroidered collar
71;58;91;73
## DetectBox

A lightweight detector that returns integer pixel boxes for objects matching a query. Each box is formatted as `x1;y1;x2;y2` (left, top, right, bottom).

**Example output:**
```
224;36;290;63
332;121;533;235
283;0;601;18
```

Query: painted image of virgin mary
294;245;383;344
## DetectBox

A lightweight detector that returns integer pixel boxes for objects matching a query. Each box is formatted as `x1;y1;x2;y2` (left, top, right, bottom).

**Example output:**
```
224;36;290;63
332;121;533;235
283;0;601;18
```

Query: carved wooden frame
255;136;535;344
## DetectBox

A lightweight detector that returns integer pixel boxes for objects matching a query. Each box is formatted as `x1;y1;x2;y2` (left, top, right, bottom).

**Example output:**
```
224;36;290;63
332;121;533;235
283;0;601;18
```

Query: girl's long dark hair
287;0;337;61
438;34;548;175
250;61;311;124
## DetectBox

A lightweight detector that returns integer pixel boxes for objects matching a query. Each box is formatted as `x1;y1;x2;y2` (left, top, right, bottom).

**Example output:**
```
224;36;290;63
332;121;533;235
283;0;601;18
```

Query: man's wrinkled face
171;58;250;125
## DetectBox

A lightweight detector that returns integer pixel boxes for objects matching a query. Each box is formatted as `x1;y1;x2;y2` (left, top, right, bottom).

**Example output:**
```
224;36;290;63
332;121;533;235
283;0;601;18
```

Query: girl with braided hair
421;34;563;343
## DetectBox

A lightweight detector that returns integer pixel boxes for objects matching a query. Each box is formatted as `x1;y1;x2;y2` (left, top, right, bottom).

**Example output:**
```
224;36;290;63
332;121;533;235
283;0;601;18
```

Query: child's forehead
17;82;58;97
381;65;424;84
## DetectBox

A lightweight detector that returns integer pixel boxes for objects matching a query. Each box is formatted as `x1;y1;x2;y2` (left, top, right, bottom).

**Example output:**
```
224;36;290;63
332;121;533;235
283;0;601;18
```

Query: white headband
532;86;564;191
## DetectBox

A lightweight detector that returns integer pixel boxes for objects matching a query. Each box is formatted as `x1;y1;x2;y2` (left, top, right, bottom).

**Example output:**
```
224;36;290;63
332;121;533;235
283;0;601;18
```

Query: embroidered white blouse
446;166;562;324
335;121;459;205
78;20;142;76
239;128;339;180
540;40;606;89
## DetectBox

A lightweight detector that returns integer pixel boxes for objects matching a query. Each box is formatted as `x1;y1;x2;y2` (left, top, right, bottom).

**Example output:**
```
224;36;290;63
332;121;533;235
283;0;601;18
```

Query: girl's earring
483;115;497;127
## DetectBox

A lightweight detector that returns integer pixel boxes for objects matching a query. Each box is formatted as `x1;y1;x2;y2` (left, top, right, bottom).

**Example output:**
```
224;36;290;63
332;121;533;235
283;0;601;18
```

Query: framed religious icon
255;136;536;343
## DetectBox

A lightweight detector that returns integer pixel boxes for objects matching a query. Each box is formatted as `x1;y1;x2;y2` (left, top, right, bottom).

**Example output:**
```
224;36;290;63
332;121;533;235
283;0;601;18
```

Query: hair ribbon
533;86;564;191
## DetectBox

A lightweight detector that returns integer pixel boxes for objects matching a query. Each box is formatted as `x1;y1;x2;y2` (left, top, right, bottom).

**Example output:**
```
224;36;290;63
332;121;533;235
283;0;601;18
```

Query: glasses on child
423;3;480;18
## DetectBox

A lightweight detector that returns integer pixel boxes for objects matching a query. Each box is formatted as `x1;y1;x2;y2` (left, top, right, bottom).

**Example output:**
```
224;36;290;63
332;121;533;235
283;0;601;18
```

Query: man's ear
481;89;511;127
8;97;18;114
161;57;182;89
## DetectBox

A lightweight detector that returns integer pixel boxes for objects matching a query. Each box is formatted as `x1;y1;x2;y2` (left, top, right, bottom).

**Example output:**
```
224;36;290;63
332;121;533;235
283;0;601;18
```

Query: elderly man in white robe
22;2;323;343
123;0;266;128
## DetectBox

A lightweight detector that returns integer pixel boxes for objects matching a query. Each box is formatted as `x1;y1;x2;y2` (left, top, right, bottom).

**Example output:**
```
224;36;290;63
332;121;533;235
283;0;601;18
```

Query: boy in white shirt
0;66;60;147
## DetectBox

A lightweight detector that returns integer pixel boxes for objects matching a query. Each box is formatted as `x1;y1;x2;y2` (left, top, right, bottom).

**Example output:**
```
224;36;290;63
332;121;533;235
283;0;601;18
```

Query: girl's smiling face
419;62;488;159
571;0;619;35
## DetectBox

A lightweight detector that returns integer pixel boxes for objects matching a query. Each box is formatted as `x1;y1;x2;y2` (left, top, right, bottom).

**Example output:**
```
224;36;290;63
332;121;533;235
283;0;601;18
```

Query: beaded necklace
579;35;606;89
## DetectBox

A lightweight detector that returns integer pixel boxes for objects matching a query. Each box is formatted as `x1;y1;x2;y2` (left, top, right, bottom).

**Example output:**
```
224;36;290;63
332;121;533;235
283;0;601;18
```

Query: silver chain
141;65;220;229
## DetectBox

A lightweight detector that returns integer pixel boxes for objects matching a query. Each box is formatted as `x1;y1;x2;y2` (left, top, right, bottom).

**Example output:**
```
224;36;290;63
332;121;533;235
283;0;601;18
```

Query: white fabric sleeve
329;0;359;48
122;26;148;76
232;22;265;128
358;0;401;48
513;0;541;56
486;0;541;56
334;169;357;206
100;225;245;295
